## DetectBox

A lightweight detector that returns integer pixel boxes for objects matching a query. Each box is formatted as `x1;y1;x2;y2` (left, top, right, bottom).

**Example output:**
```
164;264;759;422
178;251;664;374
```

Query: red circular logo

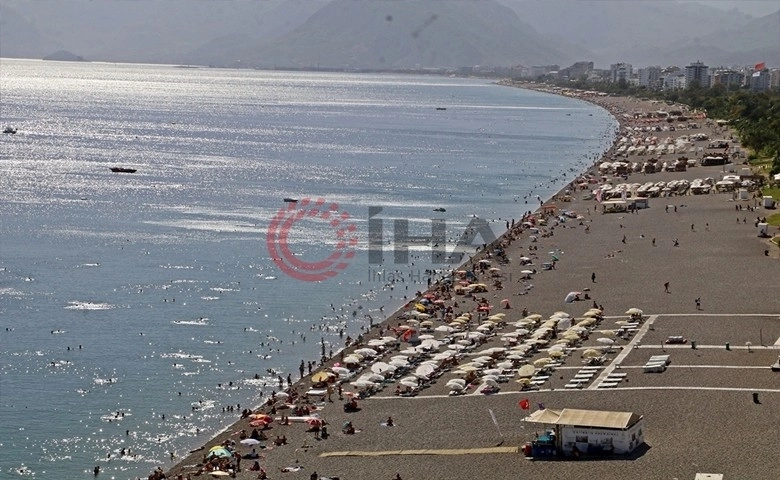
266;198;357;282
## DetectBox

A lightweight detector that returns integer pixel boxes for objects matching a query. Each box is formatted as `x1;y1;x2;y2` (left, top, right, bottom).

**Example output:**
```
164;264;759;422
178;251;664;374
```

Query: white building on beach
524;408;645;456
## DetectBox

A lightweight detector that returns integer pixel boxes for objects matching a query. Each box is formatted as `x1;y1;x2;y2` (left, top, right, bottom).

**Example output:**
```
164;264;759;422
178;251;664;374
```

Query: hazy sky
690;0;780;17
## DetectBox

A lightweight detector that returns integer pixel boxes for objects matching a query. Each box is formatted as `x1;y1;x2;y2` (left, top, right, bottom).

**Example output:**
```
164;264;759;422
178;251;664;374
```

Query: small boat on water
3;127;17;134
110;167;137;173
435;107;447;111
433;208;446;212
283;198;299;203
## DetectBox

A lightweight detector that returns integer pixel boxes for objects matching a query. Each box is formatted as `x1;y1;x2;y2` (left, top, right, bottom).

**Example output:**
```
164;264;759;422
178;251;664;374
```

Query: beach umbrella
596;330;617;338
210;472;230;478
517;365;535;377
597;338;615;345
582;311;600;318
305;418;323;427
275;392;289;399
249;413;273;421
420;320;434;327
497;361;514;370
447;377;467;386
360;373;384;383
389;359;409;368
481;378;499;388
435;325;455;333
625;308;644;315
582;349;602;358
516;377;532;386
240;438;262;446
507;354;525;361
533;358;553;368
207;447;233;459
549;350;564;359
564;292;581;303
448;344;466;351
415;364;436;377
355;348;379;357
433;351;455;361
311;371;333;383
350;380;378;389
367;339;386;347
525;314;543;321
343;355;362;365
371;362;395;375
455;365;478;373
331;366;351;376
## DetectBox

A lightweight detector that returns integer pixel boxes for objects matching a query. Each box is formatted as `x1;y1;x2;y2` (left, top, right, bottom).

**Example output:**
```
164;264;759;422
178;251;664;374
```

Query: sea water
0;59;617;479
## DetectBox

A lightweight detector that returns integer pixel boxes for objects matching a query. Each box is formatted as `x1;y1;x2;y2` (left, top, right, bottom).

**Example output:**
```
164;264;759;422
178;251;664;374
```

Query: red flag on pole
755;62;765;71
519;399;530;410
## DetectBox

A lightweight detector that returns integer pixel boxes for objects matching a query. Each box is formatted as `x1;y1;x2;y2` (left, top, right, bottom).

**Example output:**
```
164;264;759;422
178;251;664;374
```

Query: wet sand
164;88;780;480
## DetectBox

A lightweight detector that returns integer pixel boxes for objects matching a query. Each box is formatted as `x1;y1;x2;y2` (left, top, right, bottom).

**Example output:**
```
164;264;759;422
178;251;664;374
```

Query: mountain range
1;0;777;70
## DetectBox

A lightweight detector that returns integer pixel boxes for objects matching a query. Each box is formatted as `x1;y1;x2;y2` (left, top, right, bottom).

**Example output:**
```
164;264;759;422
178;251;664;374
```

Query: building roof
523;408;642;430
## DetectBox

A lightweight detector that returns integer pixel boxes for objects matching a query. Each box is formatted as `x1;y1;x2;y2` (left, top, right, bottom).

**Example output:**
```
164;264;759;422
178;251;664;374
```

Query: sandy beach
163;87;779;480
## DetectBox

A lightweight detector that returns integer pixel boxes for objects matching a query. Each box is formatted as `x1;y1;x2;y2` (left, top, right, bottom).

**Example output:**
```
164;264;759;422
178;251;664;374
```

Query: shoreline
163;83;778;480
162;81;622;478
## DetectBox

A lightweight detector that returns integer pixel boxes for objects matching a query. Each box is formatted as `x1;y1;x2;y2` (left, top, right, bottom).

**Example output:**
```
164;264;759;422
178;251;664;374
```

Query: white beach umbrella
516;365;536;377
371;362;395;374
597;338;615;345
415;364;436;377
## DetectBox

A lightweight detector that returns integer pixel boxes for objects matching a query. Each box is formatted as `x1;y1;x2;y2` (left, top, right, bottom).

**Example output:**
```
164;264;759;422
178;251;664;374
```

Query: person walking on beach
695;298;701;310
664;282;670;294
591;272;596;283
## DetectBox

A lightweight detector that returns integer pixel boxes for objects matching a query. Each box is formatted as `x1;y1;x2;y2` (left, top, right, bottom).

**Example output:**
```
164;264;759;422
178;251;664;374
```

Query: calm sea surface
0;59;617;479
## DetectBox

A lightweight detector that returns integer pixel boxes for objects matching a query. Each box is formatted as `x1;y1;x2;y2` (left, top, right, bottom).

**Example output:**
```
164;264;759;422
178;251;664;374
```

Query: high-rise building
610;63;632;83
685;61;710;87
712;70;744;89
664;74;687;91
638;66;662;88
750;69;771;91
